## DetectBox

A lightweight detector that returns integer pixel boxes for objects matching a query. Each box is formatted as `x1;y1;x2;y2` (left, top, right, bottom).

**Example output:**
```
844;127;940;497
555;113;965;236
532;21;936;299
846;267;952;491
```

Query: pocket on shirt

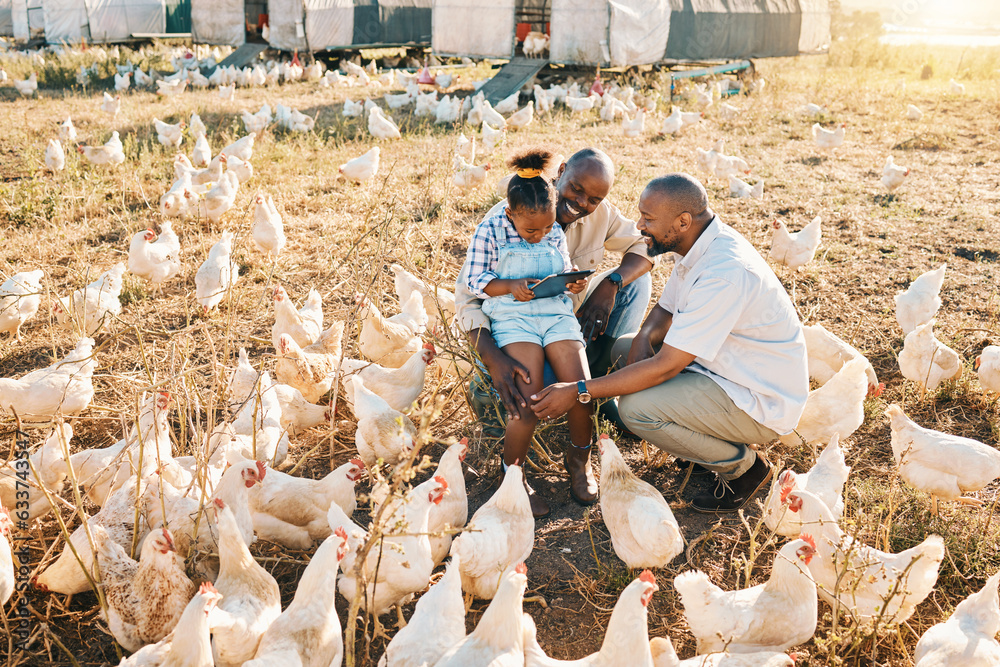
571;246;604;271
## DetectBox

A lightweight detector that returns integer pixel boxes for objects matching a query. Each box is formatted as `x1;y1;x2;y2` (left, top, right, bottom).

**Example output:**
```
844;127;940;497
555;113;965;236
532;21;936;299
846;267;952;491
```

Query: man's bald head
564;148;615;182
553;148;616;225
643;173;710;222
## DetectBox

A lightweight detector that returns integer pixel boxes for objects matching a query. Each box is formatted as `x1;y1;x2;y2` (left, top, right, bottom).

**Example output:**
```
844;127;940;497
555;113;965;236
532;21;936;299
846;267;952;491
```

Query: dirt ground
1;42;1000;666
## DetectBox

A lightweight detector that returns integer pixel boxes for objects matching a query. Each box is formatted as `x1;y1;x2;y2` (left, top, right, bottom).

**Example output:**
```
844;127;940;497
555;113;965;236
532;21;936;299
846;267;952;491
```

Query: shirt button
589;259;595;265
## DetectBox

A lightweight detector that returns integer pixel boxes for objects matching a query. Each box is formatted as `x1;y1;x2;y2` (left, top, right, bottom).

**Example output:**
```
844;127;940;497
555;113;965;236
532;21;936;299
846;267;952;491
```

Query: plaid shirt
464;204;572;298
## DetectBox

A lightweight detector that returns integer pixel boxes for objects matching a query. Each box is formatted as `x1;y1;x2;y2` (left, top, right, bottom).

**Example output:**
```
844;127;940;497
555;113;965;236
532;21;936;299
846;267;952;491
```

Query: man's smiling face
554;160;613;225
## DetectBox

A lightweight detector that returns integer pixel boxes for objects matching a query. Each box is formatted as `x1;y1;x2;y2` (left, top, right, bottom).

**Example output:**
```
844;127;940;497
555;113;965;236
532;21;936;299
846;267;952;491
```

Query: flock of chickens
1;42;999;667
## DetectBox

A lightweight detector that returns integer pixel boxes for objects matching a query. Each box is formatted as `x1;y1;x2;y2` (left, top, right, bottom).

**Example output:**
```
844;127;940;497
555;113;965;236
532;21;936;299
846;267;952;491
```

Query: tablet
529;269;595;299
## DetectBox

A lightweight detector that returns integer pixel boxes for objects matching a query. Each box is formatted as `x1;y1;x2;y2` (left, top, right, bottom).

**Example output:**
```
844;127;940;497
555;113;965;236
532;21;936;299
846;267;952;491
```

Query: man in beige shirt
456;148;654;516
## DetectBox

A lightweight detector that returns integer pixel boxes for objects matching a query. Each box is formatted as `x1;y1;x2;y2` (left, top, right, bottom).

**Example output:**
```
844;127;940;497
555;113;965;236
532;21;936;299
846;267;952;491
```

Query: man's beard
643;232;677;257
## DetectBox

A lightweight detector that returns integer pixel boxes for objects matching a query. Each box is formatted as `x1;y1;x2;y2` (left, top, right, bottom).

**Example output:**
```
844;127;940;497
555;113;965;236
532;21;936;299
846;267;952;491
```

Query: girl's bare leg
545;339;598;503
500;342;550;517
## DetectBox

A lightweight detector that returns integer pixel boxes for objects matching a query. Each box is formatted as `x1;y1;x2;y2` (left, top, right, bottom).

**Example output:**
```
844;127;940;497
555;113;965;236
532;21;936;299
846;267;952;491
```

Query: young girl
464;149;597;518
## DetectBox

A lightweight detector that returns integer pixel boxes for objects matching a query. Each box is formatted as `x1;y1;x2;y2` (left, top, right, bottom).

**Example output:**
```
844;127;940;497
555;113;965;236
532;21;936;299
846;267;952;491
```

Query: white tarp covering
191;0;243;45
11;0;28;39
267;0;306;50
85;0;164;42
43;0;88;41
432;0;514;57
303;0;352;50
608;0;669;66
0;0;13;36
550;0;607;65
798;0;830;53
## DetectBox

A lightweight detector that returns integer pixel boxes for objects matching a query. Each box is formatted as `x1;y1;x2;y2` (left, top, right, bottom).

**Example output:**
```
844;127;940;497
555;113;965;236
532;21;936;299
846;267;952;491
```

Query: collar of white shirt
673;216;721;278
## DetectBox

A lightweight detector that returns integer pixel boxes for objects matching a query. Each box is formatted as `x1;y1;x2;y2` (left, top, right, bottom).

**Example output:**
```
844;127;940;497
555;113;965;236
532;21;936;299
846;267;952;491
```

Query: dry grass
1;37;1000;666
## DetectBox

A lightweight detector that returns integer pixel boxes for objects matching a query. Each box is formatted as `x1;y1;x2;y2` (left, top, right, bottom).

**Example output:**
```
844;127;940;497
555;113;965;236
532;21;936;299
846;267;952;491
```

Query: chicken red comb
599;433;609;440
214;498;226;509
800;534;816;551
335;526;348;540
256;460;267;480
515;562;527;575
434;475;449;491
422;342;436;352
639;570;655;585
459;437;468;444
146;228;155;233
199;581;218;595
350;458;366;468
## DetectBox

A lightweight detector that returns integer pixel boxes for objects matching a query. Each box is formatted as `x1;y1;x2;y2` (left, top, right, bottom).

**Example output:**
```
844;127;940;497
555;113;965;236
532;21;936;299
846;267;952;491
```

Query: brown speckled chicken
118;581;222;667
274;321;345;403
95;525;196;652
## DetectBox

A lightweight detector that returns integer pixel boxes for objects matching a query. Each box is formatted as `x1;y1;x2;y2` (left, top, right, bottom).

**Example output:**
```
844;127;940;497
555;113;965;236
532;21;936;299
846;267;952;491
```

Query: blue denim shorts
491;308;585;349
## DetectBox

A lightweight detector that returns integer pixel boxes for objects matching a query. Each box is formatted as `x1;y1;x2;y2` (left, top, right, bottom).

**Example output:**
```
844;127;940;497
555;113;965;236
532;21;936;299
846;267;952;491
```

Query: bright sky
841;0;1000;24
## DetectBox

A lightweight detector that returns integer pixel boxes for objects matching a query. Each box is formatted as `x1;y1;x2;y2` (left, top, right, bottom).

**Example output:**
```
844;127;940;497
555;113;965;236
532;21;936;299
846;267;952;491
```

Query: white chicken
210;499;282;667
219;83;236;100
78;131;126;166
565;94;598;113
622;109;645;138
949;78;965;94
0;269;44;340
153;118;185;148
45;138;65;172
881;155;910;192
480;100;507;129
0;507;11;606
649;638;794;667
1;342;91;419
195;230;239;313
189;112;207;136
244;528;350;667
976;345;1000;393
155;78;188;97
14;72;37;97
54;262;125;336
201;171;240;223
714;153;751;181
341;343;435;411
784;489;943;624
271;285;323;349
812;122;846;151
507;101;534;131
251;193;285;259
351;375;417;467
729;175;764;199
769;216;822;271
534;85;554;115
523;31;550;57
887;404;1000;512
274;322;345;403
779;357;868;450
481;121;505;154
160;172;197;218
59;116;77;142
128;221;181;287
0;422;70;521
914;570;1000;666
426;439;469;565
101;92;122;120
897;320;962;394
368;106;402;140
356;291;427;368
191;132;211;167
435;95;463;124
248;458;364;550
220;133;256;162
895;264;946;334
451;463;534;600
117;582;222;667
453;156;491;193
334;475;447;618
803;323;882;396
95;525;196;652
659;107;684;135
390;263;456;331
523;570;659;666
906;104;923;121
343;98;364;117
241;106;271;135
273;384;330;434
597;434;683;569
764;433;850;536
340;146;380;184
378;553;465;667
674;536;818;653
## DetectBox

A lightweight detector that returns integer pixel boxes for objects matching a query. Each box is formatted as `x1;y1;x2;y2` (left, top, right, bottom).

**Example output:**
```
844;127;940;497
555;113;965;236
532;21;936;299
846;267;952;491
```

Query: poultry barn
35;0;166;43
432;0;830;65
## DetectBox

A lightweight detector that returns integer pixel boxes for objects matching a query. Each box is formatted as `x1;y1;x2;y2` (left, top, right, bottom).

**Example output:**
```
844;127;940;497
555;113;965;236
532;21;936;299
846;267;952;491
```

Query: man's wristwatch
606;272;623;292
576;380;592;404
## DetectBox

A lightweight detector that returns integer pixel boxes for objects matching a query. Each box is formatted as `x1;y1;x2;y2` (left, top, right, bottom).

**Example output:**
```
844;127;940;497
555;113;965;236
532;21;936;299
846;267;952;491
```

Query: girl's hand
566;276;588;294
510;279;536;302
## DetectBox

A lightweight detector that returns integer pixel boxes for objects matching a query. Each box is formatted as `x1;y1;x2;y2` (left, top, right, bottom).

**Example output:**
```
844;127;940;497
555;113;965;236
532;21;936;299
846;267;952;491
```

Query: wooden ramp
216;43;269;71
480;57;548;105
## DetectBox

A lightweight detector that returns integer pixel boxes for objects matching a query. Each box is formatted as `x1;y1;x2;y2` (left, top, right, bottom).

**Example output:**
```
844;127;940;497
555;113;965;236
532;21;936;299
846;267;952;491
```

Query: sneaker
690;454;773;513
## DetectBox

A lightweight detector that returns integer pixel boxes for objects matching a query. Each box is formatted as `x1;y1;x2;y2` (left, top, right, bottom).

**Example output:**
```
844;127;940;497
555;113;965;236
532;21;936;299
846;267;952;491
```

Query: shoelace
712;476;735;499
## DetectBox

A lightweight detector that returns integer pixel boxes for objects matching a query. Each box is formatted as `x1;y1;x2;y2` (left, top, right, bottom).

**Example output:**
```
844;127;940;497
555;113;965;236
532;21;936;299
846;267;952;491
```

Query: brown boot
523;476;551;519
565;444;598;505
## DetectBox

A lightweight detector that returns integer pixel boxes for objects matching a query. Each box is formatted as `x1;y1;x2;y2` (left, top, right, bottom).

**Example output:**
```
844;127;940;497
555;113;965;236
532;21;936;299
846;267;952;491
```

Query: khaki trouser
610;334;778;480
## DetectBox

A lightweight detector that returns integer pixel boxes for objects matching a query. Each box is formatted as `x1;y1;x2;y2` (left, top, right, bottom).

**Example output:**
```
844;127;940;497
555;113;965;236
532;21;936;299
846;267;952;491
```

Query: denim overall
482;239;584;349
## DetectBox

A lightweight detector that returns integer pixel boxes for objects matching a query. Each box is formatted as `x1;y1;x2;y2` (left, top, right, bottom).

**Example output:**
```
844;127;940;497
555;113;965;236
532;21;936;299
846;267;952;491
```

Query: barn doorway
515;0;548;56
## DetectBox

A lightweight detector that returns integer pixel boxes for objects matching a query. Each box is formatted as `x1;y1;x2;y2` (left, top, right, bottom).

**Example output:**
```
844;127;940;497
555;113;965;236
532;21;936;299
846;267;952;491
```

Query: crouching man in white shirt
530;173;808;512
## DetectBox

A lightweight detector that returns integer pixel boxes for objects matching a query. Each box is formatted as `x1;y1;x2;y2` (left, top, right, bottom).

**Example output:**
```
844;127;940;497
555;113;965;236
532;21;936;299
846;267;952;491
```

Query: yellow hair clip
516;168;542;179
